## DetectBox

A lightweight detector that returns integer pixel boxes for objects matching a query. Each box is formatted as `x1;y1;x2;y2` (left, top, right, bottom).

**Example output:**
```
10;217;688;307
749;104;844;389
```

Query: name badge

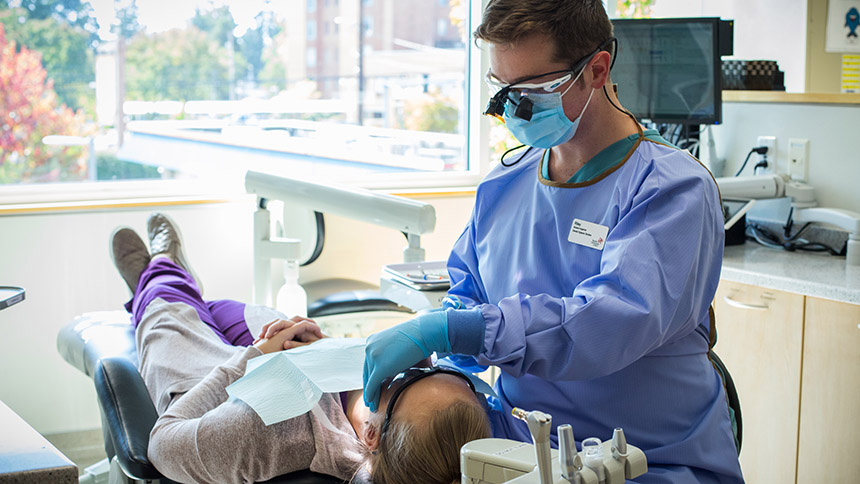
568;218;609;250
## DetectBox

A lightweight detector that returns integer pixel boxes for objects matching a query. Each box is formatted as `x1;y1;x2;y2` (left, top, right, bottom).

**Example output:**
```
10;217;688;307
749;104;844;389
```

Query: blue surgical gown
446;132;744;483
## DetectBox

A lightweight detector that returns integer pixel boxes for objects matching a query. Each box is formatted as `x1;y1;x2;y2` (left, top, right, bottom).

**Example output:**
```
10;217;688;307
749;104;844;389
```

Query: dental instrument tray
383;261;450;290
0;286;25;311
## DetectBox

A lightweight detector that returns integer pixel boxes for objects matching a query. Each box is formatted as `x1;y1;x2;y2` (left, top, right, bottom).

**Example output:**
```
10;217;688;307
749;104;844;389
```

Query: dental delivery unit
461;408;647;484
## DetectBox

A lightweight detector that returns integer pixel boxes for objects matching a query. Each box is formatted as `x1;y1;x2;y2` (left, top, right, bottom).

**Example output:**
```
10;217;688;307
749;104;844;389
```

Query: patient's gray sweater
136;298;364;484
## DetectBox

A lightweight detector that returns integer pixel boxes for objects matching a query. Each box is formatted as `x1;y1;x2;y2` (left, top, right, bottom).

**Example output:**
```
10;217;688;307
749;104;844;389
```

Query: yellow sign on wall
843;55;860;92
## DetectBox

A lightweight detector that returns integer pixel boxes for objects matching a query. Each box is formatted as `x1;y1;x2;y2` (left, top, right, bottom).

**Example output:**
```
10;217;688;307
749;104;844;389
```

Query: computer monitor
611;17;725;125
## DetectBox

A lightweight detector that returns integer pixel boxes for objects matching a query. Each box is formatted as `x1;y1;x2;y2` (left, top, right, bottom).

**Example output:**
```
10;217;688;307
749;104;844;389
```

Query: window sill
0;174;480;216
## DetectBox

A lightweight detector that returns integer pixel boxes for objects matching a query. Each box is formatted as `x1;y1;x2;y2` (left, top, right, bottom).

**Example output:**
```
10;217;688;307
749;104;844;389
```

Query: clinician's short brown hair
474;0;613;66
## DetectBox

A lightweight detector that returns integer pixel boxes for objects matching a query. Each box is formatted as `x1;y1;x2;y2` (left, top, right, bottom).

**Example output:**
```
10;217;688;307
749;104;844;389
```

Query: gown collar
538;117;673;188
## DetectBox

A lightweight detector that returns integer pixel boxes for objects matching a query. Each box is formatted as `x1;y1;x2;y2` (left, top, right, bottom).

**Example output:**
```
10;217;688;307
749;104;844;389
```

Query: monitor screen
612;18;722;125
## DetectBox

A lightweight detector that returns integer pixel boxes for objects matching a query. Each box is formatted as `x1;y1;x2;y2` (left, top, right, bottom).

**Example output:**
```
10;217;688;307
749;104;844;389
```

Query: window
362;16;373;36
306;46;317;68
0;0;485;195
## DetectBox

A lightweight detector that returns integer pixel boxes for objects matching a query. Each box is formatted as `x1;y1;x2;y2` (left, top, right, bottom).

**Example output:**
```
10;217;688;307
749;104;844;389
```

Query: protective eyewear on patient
379;367;476;440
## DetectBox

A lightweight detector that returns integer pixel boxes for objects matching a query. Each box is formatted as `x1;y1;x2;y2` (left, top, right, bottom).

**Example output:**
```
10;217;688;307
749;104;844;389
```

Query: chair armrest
260;470;347;483
94;357;164;481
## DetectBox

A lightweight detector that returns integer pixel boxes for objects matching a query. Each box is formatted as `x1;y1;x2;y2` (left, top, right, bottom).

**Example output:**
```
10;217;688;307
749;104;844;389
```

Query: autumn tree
0;1;97;111
0;23;90;184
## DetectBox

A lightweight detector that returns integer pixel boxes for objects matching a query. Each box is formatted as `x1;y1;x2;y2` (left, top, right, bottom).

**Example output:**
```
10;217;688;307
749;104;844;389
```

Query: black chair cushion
308;290;410;318
94;357;163;481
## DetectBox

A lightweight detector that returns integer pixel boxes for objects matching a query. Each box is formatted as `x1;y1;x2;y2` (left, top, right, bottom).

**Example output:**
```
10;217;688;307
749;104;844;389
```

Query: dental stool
57;311;345;484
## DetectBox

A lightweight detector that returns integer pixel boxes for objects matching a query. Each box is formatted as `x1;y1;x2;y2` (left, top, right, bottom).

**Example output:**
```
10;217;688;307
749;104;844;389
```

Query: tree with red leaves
0;23;90;184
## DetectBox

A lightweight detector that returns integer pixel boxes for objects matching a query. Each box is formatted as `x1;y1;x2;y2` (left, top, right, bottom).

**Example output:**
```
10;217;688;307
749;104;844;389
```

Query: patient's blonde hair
364;399;491;484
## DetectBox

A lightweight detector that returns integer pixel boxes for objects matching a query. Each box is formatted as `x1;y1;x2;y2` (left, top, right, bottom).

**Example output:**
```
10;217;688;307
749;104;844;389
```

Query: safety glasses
379;366;476;441
485;70;575;97
483;37;617;122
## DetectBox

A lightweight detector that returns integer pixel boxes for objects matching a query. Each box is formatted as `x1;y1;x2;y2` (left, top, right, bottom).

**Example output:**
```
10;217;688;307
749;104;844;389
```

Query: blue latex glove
442;295;466;309
362;310;451;412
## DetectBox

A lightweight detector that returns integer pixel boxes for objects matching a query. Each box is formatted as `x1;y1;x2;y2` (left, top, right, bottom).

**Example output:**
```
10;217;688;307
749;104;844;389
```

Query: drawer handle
723;296;769;311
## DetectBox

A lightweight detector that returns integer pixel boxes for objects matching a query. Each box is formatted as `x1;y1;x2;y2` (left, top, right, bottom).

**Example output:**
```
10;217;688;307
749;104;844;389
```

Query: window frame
0;0;493;206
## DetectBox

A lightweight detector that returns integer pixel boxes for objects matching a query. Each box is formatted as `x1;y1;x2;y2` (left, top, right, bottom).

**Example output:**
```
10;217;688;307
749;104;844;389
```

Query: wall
704;100;860;211
649;0;808;93
0;192;474;434
806;0;846;93
0;201;256;433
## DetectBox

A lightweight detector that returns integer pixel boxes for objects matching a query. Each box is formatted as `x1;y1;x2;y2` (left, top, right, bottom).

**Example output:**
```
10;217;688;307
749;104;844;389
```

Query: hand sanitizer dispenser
276;259;307;317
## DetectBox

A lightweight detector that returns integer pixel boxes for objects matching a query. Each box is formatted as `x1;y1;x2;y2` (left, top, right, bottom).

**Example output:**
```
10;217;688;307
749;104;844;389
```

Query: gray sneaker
110;227;151;294
146;213;203;293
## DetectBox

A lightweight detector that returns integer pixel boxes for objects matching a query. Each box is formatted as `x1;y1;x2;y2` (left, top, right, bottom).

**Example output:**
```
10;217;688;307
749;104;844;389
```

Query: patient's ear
361;420;380;451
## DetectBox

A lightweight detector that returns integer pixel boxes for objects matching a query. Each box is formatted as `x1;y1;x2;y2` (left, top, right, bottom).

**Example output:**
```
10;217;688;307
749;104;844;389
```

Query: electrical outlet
788;138;810;181
756;136;777;174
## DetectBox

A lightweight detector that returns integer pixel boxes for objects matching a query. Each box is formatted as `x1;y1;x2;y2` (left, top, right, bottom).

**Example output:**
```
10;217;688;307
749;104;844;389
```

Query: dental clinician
363;1;744;482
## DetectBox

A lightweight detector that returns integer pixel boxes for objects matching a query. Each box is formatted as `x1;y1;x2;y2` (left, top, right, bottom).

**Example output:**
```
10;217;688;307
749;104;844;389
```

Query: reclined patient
110;212;491;484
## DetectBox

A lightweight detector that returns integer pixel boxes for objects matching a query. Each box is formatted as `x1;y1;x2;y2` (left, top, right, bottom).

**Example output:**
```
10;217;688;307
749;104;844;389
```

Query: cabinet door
796;297;860;484
714;281;804;484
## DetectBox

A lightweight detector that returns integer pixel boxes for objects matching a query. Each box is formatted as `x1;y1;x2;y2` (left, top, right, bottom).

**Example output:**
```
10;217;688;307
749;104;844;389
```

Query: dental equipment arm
717;174;860;265
794;207;860;265
244;170;437;305
715;174;816;208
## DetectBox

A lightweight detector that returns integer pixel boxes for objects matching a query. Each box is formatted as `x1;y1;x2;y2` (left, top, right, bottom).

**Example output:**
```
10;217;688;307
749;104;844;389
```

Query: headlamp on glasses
483;37;617;122
484;90;537;122
483;71;572;122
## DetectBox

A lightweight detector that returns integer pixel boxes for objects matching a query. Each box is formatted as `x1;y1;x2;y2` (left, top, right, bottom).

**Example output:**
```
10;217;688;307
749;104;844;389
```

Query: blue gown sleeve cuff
446;307;486;356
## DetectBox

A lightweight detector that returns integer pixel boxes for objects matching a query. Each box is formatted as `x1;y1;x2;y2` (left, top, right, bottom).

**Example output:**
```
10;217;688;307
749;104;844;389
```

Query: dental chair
56;173;435;483
57;311;346;484
710;350;743;455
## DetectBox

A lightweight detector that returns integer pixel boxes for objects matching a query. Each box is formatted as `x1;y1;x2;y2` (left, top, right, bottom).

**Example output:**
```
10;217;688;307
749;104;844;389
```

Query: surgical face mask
502;72;596;149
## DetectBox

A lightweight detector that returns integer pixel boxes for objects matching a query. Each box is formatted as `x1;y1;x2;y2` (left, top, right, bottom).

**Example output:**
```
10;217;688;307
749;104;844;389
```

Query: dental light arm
244;170;437;305
245;171;436;236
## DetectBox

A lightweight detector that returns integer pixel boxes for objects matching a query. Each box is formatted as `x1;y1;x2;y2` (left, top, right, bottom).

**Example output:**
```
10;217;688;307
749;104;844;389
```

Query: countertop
0;400;76;483
721;243;860;305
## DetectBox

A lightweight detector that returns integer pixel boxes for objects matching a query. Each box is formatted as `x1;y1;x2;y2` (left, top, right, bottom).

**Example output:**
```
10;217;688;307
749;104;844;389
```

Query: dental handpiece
558;424;583;483
611;427;628;469
512;407;554;484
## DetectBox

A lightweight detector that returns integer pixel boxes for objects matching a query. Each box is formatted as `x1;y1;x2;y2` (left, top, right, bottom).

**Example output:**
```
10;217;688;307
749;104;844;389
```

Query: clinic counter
0;400;76;483
721;242;860;305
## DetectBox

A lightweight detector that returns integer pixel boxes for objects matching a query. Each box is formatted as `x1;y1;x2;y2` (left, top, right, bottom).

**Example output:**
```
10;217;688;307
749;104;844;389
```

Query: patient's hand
253;317;328;354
